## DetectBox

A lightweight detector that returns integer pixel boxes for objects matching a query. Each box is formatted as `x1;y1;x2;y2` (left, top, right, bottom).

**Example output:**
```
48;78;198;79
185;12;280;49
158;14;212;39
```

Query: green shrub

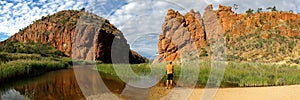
0;41;66;57
0;53;41;63
60;18;70;25
96;61;300;87
199;48;208;57
0;60;69;82
246;8;254;14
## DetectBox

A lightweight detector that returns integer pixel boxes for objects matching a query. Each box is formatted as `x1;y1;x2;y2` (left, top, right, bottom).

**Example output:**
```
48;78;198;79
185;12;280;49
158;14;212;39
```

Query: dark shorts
167;73;173;80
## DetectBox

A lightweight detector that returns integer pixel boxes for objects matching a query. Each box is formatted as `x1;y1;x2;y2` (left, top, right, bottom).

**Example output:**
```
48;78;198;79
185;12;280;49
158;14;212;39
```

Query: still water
0;68;127;100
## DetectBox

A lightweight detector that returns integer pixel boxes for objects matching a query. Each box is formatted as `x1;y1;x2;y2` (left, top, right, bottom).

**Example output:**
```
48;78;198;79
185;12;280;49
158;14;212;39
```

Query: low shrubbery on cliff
0;41;65;58
157;5;300;65
226;31;300;63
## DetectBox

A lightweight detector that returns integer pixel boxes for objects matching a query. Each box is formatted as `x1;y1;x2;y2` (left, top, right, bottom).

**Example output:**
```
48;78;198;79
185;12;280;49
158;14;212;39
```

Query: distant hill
0;10;146;64
157;4;300;64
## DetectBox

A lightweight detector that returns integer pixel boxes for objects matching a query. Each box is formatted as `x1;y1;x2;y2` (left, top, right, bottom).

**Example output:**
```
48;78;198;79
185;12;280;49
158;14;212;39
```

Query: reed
96;61;300;87
0;60;69;82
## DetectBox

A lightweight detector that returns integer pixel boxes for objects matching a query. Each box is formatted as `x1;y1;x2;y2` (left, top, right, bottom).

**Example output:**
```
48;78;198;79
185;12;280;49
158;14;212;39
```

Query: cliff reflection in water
15;69;85;99
0;68;126;100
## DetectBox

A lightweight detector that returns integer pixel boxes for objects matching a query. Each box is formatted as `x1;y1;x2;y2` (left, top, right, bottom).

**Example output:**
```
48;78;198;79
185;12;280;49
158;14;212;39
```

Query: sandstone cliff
1;10;146;64
157;9;206;61
157;4;300;63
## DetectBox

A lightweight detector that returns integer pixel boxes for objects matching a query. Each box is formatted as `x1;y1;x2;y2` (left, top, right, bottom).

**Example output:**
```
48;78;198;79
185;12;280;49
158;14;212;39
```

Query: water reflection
73;66;126;99
1;89;25;100
0;68;126;100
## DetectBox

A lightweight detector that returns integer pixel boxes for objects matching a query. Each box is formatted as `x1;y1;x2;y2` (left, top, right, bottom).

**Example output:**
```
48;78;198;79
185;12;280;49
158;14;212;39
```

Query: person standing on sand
166;61;174;89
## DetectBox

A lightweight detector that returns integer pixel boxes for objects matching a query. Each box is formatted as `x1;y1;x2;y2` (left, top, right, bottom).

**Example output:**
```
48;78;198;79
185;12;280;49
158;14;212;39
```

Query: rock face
215;5;300;37
157;4;300;63
157;9;206;61
2;10;146;64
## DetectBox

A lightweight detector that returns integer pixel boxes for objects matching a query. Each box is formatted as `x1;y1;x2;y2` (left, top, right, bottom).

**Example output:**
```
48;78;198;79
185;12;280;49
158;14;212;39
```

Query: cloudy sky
0;0;299;58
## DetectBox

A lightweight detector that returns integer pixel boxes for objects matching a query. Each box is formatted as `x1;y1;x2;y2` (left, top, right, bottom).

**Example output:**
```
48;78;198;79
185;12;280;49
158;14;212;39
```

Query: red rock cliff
157;4;300;63
2;10;146;64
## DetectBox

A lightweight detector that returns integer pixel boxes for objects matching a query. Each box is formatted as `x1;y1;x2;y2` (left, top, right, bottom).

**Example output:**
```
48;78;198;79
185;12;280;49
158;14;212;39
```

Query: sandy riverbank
148;85;300;100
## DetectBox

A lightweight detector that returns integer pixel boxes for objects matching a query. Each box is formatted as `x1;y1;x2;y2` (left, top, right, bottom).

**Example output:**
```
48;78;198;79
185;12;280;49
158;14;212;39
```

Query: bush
246;8;254;14
0;41;66;57
0;60;69;82
0;53;41;63
199;48;208;57
60;18;70;25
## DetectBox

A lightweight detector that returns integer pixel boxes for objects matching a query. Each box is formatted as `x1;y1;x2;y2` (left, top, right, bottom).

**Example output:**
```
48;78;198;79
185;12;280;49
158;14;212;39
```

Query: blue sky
0;32;9;41
0;0;299;58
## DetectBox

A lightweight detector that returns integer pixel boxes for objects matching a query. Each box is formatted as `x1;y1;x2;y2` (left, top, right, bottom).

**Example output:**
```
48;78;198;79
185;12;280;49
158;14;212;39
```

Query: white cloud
3;3;13;10
0;0;299;57
39;0;47;3
105;0;299;57
106;0;208;57
0;0;89;36
206;0;299;13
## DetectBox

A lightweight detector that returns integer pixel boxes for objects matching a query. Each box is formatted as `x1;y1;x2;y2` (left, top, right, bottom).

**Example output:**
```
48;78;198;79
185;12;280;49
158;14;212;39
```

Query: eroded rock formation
157;9;206;61
2;10;146;64
157;4;300;63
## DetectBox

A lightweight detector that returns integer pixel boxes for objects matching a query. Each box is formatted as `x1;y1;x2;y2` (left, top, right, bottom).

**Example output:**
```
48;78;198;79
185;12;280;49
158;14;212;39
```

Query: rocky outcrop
2;10;146;64
156;9;206;61
215;4;300;37
157;4;300;63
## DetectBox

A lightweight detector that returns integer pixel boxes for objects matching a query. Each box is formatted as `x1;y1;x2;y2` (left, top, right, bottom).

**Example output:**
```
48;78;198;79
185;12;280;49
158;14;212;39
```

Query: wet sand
149;85;300;100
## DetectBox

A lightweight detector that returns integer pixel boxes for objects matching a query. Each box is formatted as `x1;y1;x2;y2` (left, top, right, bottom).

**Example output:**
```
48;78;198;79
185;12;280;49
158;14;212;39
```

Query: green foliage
246;8;254;14
0;53;41;63
234;4;238;11
97;61;300;87
257;8;263;13
267;6;277;12
227;55;245;61
0;41;17;53
42;31;50;35
41;16;46;20
80;8;85;12
0;41;65;57
0;52;72;82
60;17;70;25
290;58;300;64
199;48;208;57
0;60;69;82
226;31;300;62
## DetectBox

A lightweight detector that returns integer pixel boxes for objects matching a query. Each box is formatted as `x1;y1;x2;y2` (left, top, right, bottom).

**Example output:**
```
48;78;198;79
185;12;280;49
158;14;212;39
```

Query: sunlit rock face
1;10;146;64
156;9;206;62
156;4;300;63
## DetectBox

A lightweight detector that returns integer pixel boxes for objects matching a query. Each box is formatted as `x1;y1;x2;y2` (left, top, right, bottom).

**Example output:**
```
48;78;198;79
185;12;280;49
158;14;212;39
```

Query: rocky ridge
1;10;146;64
157;4;300;63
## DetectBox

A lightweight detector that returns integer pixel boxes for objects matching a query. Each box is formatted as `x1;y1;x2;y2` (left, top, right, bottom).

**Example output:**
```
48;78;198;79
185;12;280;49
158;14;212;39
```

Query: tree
267;6;277;12
246;8;254;14
267;7;272;11
289;10;294;13
234;4;238;11
272;6;277;11
80;8;85;12
257;8;263;13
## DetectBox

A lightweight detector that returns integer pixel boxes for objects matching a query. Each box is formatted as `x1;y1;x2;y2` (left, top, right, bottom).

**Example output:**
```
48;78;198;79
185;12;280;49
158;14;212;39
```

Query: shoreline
148;85;300;100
